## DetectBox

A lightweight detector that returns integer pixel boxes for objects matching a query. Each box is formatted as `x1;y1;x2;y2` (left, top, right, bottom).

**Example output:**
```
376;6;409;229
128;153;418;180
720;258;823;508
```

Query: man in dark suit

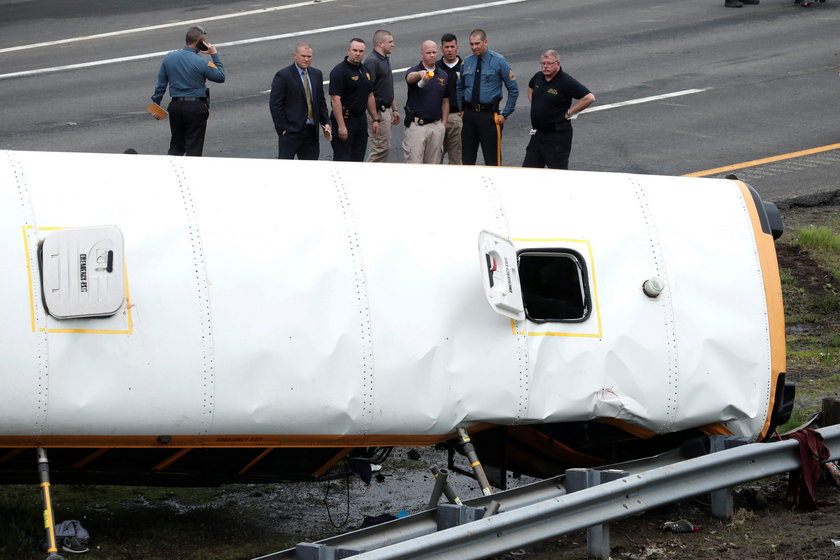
269;42;331;160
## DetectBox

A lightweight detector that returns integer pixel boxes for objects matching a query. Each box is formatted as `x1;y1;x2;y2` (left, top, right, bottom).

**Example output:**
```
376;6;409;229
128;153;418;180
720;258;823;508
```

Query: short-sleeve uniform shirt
528;70;590;130
329;57;374;115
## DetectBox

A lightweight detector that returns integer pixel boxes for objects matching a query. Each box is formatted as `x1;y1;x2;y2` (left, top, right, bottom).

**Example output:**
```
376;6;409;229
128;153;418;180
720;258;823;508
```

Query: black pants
278;125;320;160
522;127;573;170
167;100;209;156
462;110;503;166
330;114;368;162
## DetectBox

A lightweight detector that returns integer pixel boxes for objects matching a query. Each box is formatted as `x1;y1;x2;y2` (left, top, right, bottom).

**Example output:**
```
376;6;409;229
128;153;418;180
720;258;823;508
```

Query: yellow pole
37;448;65;560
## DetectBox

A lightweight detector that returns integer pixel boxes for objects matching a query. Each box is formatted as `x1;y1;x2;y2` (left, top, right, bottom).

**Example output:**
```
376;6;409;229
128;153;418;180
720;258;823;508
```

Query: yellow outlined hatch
22;226;133;334
510;237;603;338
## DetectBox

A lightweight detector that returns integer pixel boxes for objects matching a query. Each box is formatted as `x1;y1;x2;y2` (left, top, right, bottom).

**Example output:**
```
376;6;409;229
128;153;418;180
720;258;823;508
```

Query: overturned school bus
0;150;792;484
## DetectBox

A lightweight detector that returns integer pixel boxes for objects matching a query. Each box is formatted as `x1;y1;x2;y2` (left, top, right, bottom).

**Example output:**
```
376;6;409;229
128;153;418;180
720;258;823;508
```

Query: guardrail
255;424;840;560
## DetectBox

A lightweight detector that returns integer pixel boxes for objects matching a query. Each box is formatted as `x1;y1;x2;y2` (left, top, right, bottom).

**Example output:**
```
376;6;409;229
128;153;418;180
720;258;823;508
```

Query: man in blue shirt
151;26;225;157
456;29;518;166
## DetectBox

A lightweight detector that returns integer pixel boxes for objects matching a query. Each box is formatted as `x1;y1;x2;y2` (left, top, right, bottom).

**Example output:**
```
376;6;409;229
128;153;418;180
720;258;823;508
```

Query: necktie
471;56;482;105
303;69;314;121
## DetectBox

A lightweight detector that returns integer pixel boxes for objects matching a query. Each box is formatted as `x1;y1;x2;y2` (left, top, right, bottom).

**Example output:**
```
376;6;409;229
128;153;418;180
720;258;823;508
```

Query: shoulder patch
509;70;516;80
366;72;371;80
208;61;218;69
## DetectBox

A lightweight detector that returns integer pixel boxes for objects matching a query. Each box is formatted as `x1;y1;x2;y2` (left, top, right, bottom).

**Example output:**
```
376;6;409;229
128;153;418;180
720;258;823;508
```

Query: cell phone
197;40;208;52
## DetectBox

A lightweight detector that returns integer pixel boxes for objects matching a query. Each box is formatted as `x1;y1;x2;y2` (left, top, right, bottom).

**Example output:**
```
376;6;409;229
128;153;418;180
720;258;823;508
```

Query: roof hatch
41;226;126;319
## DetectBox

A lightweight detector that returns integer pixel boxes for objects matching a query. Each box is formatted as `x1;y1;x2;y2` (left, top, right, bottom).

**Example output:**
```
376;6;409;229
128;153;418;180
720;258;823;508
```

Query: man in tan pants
365;29;400;161
403;41;449;164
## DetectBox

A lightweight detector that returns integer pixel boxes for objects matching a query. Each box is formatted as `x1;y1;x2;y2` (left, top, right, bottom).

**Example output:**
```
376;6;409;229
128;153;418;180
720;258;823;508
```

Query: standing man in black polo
269;42;330;160
403;40;449;164
151;25;225;157
456;29;518;166
329;38;380;162
523;49;595;170
436;33;463;165
365;30;401;162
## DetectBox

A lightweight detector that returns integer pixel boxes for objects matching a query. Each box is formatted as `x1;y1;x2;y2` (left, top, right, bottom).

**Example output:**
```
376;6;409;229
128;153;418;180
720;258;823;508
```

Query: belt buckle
473;104;481;112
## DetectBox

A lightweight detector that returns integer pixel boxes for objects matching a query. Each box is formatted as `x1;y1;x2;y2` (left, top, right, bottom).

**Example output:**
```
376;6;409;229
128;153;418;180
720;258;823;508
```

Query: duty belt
469;103;496;112
413;117;438;126
172;97;207;102
536;121;572;133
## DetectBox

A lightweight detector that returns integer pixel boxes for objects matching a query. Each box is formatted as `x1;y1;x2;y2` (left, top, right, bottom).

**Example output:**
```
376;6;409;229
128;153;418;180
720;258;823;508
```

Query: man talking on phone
151;25;225;156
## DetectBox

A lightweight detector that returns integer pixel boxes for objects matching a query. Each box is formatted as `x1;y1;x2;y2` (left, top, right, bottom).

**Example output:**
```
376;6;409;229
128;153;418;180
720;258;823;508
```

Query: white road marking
0;51;174;80
0;1;336;55
220;0;528;48
585;89;708;112
0;0;528;80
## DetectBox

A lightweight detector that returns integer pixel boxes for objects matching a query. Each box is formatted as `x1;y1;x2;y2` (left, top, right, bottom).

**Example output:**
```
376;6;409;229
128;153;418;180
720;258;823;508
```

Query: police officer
436;33;463;165
365;30;401;162
403;41;449;164
329;38;380;162
523;49;595;170
151;25;225;157
456;29;519;166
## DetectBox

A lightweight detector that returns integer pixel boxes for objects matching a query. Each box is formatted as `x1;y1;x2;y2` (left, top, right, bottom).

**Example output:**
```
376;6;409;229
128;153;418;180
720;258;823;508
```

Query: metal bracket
295;542;363;559
436;503;486;530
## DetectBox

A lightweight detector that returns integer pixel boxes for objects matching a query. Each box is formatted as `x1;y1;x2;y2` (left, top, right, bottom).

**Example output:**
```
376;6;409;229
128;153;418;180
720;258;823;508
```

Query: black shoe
741;0;759;3
61;537;89;554
725;0;743;6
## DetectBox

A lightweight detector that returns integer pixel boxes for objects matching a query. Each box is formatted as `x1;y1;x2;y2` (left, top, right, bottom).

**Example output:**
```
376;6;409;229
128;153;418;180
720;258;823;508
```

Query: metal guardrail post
296;542;362;559
436;503;486;530
566;468;628;559
709;436;747;519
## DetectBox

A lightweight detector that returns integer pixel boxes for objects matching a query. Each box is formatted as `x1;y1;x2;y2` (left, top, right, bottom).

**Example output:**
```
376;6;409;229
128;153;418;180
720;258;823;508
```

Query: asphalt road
1;0;839;202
